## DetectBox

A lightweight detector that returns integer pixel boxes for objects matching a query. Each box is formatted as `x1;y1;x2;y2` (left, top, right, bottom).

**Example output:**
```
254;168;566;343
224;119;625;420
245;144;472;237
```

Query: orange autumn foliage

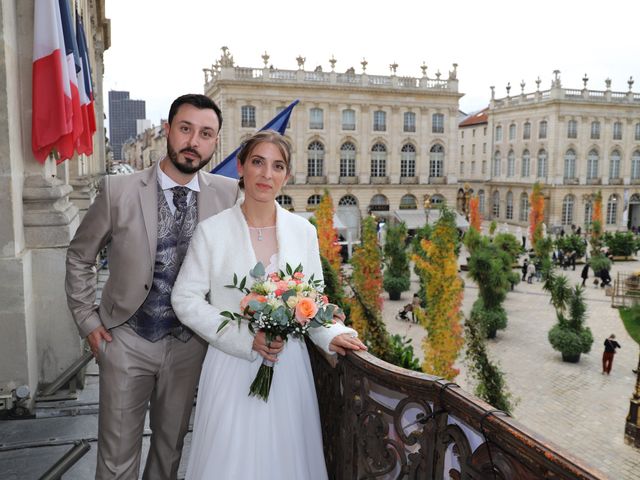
349;216;387;355
469;196;481;232
529;182;545;251
412;213;463;380
316;191;342;275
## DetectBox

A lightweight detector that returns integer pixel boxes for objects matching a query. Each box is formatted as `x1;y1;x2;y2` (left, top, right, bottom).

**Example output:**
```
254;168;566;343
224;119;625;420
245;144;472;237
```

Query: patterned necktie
171;186;189;213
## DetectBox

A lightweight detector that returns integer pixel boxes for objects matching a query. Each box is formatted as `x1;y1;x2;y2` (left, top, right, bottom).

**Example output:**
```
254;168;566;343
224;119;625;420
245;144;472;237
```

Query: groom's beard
167;141;213;175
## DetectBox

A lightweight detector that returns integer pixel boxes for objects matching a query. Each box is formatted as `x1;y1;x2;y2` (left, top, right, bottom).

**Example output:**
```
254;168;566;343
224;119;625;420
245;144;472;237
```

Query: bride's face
238;142;290;204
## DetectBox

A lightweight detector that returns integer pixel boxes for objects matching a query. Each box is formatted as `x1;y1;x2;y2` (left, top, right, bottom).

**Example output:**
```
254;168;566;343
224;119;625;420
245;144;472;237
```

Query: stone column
0;0;87;413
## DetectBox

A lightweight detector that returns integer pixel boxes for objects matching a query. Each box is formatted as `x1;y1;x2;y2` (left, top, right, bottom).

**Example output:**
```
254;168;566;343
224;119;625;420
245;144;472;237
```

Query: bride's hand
329;334;367;356
253;331;284;362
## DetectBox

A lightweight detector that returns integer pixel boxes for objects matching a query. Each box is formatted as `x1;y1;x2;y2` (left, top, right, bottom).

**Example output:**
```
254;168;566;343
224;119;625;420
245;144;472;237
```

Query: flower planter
561;352;581;363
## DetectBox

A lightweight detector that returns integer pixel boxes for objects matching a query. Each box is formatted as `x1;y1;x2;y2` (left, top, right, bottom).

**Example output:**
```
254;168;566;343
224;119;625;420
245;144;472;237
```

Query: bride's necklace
242;205;276;241
248;225;276;241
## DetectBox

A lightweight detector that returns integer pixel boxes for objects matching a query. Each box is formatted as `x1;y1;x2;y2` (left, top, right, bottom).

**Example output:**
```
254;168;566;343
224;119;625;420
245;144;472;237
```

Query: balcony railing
309;345;605;479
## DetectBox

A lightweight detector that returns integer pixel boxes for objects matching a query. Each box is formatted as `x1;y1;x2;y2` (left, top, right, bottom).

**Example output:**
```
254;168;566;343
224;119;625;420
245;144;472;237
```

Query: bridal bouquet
218;262;339;401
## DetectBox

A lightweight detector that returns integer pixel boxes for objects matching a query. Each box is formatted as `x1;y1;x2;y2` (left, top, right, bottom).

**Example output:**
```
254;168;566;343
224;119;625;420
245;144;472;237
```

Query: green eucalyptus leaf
251;262;266;278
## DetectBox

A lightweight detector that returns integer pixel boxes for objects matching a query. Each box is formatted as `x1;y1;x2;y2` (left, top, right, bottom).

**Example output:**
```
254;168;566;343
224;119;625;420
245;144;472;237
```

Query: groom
66;94;238;479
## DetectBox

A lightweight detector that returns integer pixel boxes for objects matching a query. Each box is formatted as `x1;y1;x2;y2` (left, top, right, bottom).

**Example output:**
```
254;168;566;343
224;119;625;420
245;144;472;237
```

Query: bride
171;130;366;479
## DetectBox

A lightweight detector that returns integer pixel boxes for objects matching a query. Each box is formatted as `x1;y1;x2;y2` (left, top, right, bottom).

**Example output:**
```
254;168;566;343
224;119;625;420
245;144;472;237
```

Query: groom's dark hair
168;94;223;130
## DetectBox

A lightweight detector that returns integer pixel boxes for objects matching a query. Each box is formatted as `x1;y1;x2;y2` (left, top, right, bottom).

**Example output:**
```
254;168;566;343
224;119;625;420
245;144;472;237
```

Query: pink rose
293;272;304;280
295;297;318;325
321;295;329;305
276;280;289;292
240;292;266;313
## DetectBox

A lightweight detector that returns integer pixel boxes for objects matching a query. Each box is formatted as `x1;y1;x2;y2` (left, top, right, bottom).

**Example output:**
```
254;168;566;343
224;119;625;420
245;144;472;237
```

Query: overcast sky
103;0;640;128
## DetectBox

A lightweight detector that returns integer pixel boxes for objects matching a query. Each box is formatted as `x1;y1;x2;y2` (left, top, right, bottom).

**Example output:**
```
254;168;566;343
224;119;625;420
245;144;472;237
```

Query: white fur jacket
172;199;356;362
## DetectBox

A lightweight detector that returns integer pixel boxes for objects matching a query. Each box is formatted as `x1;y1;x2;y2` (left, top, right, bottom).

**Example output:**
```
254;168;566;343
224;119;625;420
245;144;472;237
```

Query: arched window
276;195;293;210
562;195;575;225
370;194;389;212
492;191;500;218
606;195;619;225
341;109;355;130
521;150;531;177
371;143;387;177
492;150;501;177
537;149;548;178
340;142;356;177
613;121;623;140
632;150;640;180
509;123;516;141
587;149;599;180
523;122;531;139
519;192;529;222
400;144;416;177
307;141;324;177
309;108;324;129
241;105;256;128
564;149;576;179
507;150;515;177
429;144;444;177
495;125;503;142
431;194;445;205
609;150;621;179
478;190;486;215
506;191;514;220
400;194;418;210
567;120;577;139
338;194;358;206
307;194;322;209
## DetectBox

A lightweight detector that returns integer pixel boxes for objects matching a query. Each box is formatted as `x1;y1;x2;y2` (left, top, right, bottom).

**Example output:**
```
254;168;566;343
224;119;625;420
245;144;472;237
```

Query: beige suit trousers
96;323;207;480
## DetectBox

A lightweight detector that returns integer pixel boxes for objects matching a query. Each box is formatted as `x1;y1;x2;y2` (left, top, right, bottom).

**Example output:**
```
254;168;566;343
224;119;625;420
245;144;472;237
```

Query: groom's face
165;104;219;175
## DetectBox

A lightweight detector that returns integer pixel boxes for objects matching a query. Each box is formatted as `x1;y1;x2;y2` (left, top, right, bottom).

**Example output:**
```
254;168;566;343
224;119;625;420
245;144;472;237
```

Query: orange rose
294;297;318;325
240;292;267;313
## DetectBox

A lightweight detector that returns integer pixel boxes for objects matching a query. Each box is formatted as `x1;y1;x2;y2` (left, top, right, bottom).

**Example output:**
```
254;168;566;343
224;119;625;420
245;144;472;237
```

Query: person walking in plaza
602;334;621;374
581;262;590;287
65;94;240;479
527;260;536;283
522;259;529;282
171;131;366;479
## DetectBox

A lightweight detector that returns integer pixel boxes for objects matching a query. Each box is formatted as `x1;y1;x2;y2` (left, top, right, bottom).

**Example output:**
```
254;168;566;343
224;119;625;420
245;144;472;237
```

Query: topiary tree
383;222;411;300
543;269;594;362
412;208;464;380
316;190;342;275
555;234;587;259
603;231;636;257
349;216;391;359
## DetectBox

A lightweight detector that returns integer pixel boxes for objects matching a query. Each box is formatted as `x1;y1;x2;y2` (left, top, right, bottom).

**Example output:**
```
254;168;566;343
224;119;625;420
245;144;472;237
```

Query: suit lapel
139;164;159;262
198;172;232;221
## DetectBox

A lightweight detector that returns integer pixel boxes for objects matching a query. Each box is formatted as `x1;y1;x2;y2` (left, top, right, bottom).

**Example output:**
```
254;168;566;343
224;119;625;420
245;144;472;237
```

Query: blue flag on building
211;99;299;178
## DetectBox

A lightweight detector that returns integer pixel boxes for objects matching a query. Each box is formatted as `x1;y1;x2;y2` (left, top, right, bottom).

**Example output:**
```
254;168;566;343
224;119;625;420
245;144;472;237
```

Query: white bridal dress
182;224;330;479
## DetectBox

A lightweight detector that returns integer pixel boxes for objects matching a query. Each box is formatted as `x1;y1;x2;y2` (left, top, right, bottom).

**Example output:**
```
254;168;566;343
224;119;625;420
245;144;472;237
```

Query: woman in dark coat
581;262;589;287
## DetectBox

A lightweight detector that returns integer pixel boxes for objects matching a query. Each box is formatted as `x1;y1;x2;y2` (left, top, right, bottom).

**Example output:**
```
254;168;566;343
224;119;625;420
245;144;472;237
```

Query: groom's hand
87;325;113;359
253;331;284;362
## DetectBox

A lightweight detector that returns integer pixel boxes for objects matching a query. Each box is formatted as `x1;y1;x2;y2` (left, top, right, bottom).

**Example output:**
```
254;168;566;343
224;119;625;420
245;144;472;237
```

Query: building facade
485;72;640;232
203;47;463;219
0;0;110;412
108;90;146;160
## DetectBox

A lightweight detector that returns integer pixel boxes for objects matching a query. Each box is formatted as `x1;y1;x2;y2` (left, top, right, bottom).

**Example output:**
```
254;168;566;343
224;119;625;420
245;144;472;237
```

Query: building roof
459;108;489;127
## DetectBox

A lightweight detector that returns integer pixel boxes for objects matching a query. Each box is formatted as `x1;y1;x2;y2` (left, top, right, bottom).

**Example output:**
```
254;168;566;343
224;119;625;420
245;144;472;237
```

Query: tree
529;182;545;252
316;190;342;275
412;209;463;380
383;222;411;300
469;195;482;232
543;269;594;362
349;216;391;358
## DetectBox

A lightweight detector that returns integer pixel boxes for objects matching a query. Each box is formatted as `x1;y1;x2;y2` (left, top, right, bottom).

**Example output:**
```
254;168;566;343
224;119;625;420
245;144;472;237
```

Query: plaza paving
383;254;640;480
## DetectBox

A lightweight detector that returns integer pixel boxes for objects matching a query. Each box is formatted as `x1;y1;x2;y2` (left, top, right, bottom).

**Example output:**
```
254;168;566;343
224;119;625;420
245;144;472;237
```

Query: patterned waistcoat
128;184;198;342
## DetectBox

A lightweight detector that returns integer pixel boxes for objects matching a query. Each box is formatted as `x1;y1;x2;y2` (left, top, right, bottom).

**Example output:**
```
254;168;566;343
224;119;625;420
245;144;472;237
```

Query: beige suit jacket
65;161;239;338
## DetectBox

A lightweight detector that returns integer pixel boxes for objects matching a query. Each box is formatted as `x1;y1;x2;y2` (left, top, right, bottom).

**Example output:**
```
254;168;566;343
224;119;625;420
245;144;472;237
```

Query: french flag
31;0;74;163
58;0;83;148
75;11;95;155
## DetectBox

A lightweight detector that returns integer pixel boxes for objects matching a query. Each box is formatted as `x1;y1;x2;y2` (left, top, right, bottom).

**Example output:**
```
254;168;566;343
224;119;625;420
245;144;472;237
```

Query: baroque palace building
195;47;640;234
202;47;463;223
465;71;640;232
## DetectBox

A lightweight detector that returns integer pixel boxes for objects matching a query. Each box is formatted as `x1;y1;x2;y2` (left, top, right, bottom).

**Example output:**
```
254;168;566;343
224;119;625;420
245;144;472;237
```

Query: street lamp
625;352;640;448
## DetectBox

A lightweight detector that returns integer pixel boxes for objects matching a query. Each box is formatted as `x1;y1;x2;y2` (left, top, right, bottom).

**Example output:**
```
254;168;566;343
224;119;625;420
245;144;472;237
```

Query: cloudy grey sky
103;0;640;127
